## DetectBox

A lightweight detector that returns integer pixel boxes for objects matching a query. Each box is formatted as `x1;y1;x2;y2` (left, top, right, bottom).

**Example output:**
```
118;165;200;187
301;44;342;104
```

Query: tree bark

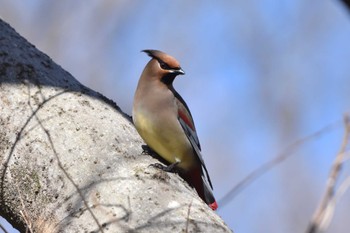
0;19;231;233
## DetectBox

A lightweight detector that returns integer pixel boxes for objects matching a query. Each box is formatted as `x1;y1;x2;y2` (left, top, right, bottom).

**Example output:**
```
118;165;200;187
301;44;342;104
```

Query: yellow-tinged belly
133;111;195;169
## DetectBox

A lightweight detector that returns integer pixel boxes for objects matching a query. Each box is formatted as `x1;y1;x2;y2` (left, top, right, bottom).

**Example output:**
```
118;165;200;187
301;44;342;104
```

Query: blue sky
1;0;350;232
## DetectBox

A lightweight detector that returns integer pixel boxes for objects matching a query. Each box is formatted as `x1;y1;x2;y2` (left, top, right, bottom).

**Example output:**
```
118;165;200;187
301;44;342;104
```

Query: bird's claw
149;162;179;173
149;163;167;170
141;145;153;155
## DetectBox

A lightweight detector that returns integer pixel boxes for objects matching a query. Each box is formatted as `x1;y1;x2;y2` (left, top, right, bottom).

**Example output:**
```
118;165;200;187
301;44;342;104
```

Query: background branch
307;115;350;233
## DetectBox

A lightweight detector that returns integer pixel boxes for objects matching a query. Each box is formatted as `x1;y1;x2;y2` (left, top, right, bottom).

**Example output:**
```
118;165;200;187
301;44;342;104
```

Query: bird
132;49;218;210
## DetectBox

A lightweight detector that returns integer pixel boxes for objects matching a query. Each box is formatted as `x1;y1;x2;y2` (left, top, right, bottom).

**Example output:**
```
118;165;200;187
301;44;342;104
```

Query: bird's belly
134;111;195;169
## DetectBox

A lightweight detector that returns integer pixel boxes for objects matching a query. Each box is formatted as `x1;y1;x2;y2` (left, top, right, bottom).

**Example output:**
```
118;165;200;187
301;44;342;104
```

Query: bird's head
142;50;185;84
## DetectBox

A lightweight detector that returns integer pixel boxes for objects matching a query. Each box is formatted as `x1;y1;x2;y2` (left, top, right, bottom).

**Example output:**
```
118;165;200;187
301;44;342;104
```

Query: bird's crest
142;49;182;71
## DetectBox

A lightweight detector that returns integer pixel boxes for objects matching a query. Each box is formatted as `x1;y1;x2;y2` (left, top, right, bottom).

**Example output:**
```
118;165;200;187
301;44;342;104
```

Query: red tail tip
209;201;218;211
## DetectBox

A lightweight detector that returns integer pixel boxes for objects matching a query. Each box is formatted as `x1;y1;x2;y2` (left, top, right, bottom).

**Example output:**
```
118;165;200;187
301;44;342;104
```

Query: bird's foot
149;161;180;173
141;145;154;155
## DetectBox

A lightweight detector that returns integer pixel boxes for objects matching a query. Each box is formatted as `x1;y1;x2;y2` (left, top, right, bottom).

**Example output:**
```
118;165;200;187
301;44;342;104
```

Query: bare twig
318;174;350;232
334;175;350;206
15;183;33;233
219;120;341;207
185;200;193;233
20;210;33;233
307;115;350;233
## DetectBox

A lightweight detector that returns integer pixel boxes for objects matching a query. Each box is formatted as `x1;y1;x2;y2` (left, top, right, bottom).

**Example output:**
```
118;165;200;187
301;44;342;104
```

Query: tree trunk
0;19;231;232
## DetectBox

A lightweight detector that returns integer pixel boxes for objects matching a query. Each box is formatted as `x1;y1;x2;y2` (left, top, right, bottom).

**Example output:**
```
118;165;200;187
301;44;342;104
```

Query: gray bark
0;19;231;232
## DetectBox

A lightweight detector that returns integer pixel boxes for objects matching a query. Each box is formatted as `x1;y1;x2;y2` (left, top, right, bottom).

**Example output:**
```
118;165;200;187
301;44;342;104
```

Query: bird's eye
159;61;170;70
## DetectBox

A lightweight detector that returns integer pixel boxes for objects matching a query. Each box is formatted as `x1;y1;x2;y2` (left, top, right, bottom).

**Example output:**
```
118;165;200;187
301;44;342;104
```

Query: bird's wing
173;91;213;189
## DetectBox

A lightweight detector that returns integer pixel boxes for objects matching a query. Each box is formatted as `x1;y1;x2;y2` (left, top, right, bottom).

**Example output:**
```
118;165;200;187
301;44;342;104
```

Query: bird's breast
133;104;196;170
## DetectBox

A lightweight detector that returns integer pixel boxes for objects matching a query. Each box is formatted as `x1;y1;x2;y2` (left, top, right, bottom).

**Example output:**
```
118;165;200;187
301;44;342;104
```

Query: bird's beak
172;68;185;75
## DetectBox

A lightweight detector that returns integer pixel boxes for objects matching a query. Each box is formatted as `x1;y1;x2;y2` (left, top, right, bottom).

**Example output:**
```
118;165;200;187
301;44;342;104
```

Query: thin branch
319;174;350;232
15;183;33;233
219;120;341;207
334;174;350;202
339;151;350;163
185;200;193;233
20;210;33;233
307;115;350;233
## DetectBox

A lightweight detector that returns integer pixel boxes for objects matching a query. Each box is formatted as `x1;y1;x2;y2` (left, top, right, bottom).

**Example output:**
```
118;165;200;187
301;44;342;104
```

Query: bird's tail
184;166;218;210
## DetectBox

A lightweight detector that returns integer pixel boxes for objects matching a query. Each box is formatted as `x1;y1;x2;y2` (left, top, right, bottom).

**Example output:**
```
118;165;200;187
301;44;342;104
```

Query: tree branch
0;18;231;233
307;115;350;233
219;120;340;207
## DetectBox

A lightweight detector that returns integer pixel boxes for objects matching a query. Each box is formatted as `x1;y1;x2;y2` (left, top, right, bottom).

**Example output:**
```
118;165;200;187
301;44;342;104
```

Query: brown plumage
133;49;217;210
